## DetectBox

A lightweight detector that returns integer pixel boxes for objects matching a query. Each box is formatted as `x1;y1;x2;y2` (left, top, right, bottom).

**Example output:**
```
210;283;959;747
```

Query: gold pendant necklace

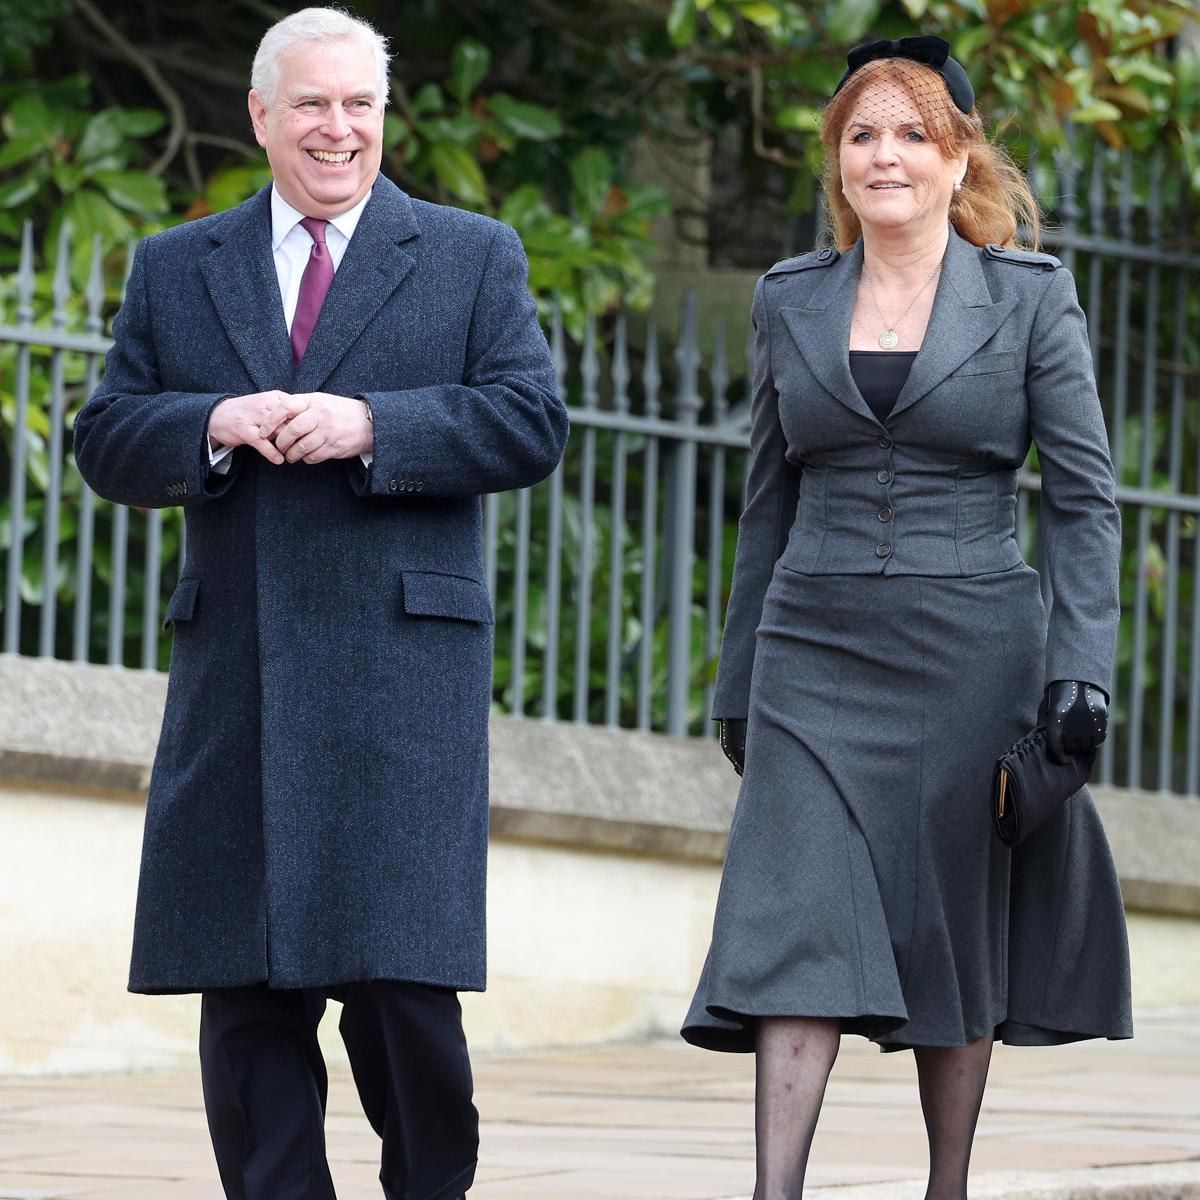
863;261;942;350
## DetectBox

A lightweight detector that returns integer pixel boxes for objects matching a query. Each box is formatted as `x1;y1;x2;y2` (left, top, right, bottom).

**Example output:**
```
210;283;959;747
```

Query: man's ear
248;90;269;148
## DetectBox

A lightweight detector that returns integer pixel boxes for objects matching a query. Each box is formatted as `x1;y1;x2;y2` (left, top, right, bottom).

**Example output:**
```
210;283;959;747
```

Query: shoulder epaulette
983;244;1061;271
765;246;841;277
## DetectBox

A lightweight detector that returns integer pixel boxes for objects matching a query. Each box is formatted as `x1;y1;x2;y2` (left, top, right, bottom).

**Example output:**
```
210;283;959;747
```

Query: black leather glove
1040;680;1108;765
719;719;747;777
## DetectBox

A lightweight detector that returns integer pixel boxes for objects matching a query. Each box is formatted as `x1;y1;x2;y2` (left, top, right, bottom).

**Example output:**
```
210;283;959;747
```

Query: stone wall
2;655;1198;1075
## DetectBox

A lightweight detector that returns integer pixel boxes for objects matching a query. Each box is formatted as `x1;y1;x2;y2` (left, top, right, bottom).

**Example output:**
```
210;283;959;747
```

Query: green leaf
450;39;491;104
706;6;734;37
115;108;166;138
0;177;39;208
0;133;47;170
825;0;880;44
429;143;489;206
487;94;563;141
383;112;409;151
93;170;168;214
668;0;698;46
776;104;822;132
3;93;60;142
59;187;135;245
415;113;481;146
570;147;612;221
76;110;127;164
410;83;444;116
1070;100;1123;123
738;2;782;29
205;162;273;213
499;183;551;229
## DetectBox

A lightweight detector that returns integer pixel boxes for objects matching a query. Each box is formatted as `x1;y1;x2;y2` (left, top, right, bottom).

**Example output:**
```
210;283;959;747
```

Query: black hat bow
834;35;975;115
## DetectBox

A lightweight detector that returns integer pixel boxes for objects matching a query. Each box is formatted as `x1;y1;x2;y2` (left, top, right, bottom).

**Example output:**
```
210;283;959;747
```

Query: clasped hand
1040;680;1109;765
208;390;372;465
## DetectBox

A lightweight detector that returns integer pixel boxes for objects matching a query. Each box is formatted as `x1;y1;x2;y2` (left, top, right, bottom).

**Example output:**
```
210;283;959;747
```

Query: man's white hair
251;7;390;107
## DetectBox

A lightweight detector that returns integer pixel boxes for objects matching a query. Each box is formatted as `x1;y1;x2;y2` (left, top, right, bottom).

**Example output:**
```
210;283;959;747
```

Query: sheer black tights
752;1017;840;1200
915;1034;994;1200
751;1022;993;1200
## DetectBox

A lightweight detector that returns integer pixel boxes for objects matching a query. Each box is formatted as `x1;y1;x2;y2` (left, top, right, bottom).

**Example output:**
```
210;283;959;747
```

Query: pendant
878;328;899;350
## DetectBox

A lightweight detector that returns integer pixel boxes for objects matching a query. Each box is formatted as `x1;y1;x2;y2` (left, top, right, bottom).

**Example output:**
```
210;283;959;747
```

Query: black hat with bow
834;35;975;115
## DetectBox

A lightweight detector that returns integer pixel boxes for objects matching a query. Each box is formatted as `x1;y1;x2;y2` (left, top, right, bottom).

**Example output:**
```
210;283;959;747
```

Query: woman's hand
719;719;747;776
1040;680;1108;764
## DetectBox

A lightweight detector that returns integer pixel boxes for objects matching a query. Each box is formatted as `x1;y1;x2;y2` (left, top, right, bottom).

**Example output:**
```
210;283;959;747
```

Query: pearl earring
954;179;964;191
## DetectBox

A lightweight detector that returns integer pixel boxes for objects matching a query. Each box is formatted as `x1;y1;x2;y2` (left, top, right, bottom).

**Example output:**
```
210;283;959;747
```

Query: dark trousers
199;981;478;1200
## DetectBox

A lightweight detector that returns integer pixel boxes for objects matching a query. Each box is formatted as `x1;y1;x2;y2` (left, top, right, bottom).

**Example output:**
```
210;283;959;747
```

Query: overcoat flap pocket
163;577;200;629
954;349;1021;377
400;571;495;625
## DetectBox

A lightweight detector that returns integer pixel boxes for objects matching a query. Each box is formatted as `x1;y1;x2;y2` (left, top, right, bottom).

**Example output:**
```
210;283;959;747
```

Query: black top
849;350;918;423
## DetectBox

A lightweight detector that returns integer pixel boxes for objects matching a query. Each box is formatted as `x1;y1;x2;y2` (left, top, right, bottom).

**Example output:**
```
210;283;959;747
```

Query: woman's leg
913;1034;994;1200
753;1016;840;1200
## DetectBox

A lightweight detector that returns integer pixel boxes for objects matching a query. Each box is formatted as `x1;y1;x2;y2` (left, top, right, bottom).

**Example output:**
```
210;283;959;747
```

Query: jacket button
878;506;894;523
877;469;891;484
876;542;892;558
818;247;833;260
877;434;892;449
389;478;399;492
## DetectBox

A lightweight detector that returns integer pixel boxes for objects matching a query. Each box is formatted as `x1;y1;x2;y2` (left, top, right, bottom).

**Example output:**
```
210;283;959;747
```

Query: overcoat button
877;469;891;484
818;248;833;260
878;507;894;522
876;543;892;557
877;434;892;449
389;478;399;492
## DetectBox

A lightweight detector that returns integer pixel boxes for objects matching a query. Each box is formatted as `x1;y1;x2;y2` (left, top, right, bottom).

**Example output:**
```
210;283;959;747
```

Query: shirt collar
270;184;372;250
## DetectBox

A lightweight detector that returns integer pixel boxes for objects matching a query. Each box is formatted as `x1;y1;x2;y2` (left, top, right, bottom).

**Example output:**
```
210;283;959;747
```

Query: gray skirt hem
682;1005;1134;1055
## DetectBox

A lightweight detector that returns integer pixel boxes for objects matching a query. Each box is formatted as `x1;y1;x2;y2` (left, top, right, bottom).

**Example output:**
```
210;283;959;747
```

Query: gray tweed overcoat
683;228;1132;1052
74;177;568;995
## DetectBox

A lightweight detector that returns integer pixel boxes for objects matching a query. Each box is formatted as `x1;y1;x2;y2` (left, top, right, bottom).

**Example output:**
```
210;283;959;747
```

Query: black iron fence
2;145;1198;794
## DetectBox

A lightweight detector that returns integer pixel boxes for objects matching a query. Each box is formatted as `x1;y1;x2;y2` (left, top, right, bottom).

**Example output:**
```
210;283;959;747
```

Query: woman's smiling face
837;79;966;239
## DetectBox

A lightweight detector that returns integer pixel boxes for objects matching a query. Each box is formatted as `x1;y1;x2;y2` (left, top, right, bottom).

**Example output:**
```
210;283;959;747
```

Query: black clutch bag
992;727;1094;847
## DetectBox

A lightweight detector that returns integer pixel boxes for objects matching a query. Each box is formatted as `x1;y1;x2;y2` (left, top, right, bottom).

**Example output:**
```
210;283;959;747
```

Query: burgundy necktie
291;217;334;365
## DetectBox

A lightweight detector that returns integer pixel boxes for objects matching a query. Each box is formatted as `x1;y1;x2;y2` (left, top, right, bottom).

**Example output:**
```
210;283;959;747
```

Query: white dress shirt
209;184;373;472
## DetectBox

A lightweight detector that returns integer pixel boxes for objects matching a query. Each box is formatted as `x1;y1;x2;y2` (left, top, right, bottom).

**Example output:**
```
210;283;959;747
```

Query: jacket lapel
777;242;878;426
199;188;294;392
889;229;1018;421
294;176;420;392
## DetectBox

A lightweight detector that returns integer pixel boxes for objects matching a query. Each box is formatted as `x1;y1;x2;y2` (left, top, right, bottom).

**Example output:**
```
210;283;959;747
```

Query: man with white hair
74;8;567;1199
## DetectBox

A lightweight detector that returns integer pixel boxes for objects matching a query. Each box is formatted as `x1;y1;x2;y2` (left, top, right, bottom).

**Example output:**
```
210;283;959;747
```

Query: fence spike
1088;152;1106;236
674;290;701;415
16;220;36;326
643;319;661;418
84;234;105;336
550;304;567;396
581;314;599;409
1117;152;1134;240
51;221;72;330
612;315;630;413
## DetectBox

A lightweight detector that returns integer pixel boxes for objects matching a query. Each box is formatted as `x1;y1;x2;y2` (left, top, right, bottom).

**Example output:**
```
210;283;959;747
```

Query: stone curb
713;1161;1200;1199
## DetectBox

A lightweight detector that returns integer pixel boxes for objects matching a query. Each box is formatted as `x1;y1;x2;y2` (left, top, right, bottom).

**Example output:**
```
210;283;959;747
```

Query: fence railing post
666;293;701;736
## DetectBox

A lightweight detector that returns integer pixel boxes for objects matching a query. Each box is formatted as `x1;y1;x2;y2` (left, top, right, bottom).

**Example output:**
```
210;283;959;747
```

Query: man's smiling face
249;37;385;219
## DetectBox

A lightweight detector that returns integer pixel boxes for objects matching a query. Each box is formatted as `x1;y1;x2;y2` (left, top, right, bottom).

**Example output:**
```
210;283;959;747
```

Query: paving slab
1;1009;1198;1200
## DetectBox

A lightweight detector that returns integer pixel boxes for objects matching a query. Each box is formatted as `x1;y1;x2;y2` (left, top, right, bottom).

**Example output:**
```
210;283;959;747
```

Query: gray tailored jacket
74;177;568;994
712;227;1120;720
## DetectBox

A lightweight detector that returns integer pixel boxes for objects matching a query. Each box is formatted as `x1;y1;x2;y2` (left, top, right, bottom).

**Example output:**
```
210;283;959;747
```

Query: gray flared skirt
683;563;1132;1053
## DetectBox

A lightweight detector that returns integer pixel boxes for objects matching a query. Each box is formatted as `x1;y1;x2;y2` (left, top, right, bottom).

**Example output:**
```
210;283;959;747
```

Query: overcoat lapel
199;188;294;391
295;178;420;392
889;230;1018;421
777;241;878;426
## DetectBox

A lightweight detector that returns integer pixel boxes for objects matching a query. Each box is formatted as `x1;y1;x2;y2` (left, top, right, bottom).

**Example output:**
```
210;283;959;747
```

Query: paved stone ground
1;1009;1198;1200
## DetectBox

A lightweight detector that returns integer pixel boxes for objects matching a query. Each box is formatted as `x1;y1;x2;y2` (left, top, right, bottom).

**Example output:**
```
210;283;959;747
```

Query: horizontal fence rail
2;144;1199;794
